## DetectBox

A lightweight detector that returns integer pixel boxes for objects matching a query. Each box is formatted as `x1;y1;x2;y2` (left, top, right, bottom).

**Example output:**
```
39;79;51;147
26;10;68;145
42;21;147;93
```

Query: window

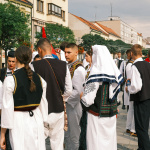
48;3;62;17
37;0;43;12
62;10;65;21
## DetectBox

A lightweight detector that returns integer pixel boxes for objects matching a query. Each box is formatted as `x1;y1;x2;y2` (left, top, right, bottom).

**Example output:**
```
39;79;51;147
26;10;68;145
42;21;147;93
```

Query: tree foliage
35;23;75;48
80;34;132;54
0;2;31;52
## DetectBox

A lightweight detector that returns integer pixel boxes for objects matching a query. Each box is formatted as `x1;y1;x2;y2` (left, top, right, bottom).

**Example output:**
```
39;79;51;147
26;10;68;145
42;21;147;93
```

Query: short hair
8;50;15;58
60;41;69;51
86;50;93;56
131;44;142;56
36;38;51;51
126;49;132;54
65;43;78;51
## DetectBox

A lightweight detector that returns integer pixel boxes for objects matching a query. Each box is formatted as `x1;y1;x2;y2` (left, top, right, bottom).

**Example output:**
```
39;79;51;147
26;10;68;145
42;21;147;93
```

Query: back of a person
32;58;66;114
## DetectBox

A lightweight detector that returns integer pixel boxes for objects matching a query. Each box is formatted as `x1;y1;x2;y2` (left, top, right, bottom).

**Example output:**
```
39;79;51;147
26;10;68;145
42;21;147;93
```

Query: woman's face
85;53;92;63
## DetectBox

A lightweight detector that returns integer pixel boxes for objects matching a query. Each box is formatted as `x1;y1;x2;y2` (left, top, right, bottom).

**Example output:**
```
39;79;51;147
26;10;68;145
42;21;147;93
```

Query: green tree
0;2;31;66
35;23;75;48
80;34;106;51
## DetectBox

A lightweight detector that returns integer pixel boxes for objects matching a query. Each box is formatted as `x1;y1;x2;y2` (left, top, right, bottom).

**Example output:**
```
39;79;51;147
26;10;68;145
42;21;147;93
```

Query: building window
37;0;43;12
62;10;65;21
48;3;62;17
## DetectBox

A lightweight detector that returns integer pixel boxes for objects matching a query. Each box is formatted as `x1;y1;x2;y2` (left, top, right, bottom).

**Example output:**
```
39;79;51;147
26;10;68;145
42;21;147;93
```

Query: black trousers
134;100;150;150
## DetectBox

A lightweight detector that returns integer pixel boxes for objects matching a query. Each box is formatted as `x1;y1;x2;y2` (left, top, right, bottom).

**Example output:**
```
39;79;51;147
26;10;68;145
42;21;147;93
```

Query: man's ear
75;50;78;56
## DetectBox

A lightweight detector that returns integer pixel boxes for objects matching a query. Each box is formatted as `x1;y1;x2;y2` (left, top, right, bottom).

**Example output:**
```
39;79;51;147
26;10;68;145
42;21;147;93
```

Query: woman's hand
0;135;6;150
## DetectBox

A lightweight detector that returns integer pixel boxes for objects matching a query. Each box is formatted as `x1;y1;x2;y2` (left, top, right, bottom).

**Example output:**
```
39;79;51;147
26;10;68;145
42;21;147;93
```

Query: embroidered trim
14;104;40;108
13;75;17;94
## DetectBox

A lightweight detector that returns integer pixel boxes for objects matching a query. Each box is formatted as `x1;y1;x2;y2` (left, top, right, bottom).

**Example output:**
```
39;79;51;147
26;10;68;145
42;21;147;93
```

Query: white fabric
119;60;127;77
1;75;48;150
124;63;132;105
44;112;64;150
60;50;66;61
82;58;89;68
86;45;123;100
87;113;117;150
128;57;143;94
0;81;3;109
126;101;135;133
32;51;38;61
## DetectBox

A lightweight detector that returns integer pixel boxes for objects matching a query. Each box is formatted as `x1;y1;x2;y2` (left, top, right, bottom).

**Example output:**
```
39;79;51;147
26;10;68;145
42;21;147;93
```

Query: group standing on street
0;37;149;150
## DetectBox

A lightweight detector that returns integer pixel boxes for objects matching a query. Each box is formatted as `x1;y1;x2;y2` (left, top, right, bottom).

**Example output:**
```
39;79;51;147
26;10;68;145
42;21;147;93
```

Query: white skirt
86;113;117;150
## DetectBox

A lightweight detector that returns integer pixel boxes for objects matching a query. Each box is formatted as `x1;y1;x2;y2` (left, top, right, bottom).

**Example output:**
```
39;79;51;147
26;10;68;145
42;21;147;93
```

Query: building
28;0;68;45
68;13;120;45
137;33;143;46
98;16;138;45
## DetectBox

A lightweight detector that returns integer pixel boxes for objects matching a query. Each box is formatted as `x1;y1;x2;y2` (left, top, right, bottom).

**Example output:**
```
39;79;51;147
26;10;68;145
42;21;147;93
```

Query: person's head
15;46;36;92
55;48;61;60
147;50;150;58
60;41;69;51
131;44;142;60
85;50;92;64
126;49;132;60
117;52;121;58
34;54;41;61
64;43;78;63
7;51;16;71
36;38;52;58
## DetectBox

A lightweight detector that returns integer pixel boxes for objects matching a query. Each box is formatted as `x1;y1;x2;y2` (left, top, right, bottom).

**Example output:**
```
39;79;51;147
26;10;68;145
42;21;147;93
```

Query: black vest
0;68;7;82
13;68;43;111
130;61;150;102
81;82;117;117
32;58;66;114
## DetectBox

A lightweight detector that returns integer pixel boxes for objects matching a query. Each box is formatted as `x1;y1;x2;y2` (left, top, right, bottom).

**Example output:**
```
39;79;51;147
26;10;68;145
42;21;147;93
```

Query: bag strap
45;59;68;131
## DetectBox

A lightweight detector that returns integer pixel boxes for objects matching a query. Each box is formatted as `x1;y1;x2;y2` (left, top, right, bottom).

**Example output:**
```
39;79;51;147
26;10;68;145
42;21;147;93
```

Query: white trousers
45;112;64;150
87;113;117;150
126;101;135;133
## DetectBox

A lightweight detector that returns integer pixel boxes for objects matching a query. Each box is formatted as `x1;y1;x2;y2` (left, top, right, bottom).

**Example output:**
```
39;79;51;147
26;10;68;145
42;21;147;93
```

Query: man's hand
80;92;83;99
125;86;128;93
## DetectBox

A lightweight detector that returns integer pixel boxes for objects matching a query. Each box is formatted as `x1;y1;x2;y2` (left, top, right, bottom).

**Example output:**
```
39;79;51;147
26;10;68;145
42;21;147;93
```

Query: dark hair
126;49;132;54
66;43;78;49
60;41;69;51
15;46;36;92
34;54;40;61
86;50;93;56
36;38;51;50
8;51;15;58
131;44;142;56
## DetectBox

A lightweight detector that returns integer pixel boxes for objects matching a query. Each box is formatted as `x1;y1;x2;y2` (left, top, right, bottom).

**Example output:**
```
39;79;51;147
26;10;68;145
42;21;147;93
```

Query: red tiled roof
95;22;120;38
71;14;108;36
137;33;142;37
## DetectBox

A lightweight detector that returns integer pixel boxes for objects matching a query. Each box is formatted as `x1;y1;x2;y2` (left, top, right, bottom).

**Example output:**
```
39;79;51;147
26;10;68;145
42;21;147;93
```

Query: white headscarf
32;51;38;62
86;45;123;101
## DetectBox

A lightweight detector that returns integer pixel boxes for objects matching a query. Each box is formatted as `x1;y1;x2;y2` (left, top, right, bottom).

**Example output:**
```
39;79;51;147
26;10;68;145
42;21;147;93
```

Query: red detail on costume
145;58;150;62
42;27;46;38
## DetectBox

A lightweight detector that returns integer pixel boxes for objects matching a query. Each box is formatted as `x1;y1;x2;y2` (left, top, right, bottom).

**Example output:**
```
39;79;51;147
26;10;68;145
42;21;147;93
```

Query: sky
68;0;150;38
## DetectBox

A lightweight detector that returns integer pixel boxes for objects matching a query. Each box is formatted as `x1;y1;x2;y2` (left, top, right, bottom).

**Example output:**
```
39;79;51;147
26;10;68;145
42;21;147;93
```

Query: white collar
133;57;143;64
43;55;54;59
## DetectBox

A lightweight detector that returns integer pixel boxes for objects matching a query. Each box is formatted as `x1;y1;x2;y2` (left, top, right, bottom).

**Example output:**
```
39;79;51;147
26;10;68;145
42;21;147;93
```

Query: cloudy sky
68;0;150;38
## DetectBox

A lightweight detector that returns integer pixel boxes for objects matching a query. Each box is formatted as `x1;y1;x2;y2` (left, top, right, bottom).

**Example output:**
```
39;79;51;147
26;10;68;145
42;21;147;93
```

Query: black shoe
126;129;130;133
122;105;126;110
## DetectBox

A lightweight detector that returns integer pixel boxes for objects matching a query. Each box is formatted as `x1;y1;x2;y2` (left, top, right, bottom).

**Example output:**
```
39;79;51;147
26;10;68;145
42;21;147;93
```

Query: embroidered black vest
130;61;150;102
13;68;43;111
81;82;117;117
69;61;83;79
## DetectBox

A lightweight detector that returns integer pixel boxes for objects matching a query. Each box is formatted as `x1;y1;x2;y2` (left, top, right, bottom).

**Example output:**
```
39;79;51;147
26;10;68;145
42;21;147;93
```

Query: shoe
122;105;126;110
130;132;137;137
126;129;130;133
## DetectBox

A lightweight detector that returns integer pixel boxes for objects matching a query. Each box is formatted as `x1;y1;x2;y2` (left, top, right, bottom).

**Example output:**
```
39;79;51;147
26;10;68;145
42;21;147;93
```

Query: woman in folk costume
85;51;92;80
80;45;123;150
0;46;48;150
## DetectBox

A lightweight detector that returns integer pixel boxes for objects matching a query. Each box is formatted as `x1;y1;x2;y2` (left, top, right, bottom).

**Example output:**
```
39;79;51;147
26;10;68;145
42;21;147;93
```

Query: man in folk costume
64;43;85;150
127;44;150;150
114;51;124;69
0;50;16;150
80;45;123;150
123;50;136;136
31;38;72;150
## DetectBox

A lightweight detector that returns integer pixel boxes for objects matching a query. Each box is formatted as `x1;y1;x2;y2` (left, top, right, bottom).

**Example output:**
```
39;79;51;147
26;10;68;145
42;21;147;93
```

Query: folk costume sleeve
1;76;15;129
128;65;142;94
67;66;85;108
0;80;3;109
63;66;72;102
38;77;48;122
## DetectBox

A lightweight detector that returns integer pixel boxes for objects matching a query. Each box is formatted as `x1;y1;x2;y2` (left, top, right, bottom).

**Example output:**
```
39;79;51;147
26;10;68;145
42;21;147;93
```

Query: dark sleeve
80;100;90;111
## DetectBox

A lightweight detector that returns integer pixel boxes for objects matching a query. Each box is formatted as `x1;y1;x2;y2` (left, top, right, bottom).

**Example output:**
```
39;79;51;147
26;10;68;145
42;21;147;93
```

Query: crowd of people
0;38;149;150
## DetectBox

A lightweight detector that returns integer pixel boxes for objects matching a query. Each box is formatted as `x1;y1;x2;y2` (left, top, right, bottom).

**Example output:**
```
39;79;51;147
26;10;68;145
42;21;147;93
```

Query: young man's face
7;57;16;70
64;48;78;63
127;52;131;60
117;52;121;58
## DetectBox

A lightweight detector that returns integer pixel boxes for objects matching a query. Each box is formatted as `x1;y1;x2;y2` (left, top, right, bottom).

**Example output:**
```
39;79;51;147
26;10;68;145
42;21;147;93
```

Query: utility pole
110;3;112;17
